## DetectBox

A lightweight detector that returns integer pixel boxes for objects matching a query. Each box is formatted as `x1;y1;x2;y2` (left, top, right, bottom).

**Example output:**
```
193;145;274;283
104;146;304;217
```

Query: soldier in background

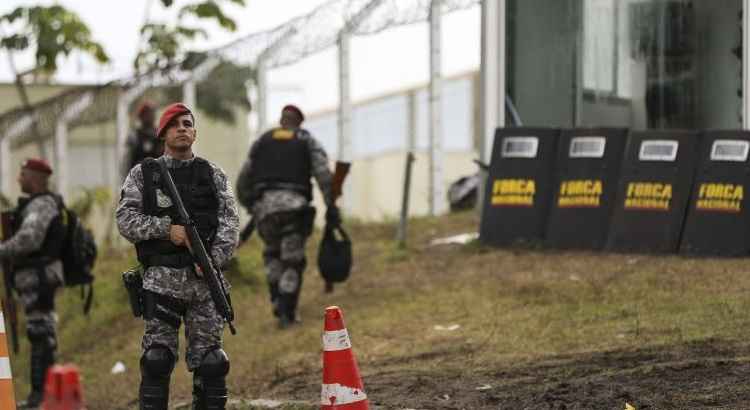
117;103;239;410
0;159;65;409
236;104;340;329
122;100;163;178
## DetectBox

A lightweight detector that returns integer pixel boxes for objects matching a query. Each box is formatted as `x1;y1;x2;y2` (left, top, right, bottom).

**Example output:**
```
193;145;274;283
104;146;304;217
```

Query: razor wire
0;63;188;148
213;0;479;68
0;0;479;147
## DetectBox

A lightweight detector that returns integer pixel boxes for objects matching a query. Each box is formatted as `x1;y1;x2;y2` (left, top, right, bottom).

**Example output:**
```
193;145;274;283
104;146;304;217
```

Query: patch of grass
7;209;750;408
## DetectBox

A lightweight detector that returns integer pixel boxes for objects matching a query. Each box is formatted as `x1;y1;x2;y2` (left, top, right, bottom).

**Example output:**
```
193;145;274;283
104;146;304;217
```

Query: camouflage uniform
117;154;239;368
117;154;239;410
236;128;334;326
0;194;64;407
122;126;162;180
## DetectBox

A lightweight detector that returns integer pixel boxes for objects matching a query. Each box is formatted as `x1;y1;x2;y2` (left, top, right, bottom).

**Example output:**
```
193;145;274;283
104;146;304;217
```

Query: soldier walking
236;104;340;329
0;159;64;409
116;103;239;410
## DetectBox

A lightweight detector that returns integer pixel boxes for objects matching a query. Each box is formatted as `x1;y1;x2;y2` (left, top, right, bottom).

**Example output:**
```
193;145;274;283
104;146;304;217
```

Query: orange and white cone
321;306;368;409
0;308;17;410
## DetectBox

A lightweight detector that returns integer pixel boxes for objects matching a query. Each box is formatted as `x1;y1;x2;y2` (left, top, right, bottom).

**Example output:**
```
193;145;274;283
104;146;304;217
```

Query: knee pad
197;348;230;379
26;320;56;348
281;255;306;274
140;346;176;378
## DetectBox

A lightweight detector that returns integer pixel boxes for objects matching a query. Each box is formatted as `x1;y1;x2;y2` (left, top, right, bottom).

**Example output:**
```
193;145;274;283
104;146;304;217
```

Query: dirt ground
258;338;750;409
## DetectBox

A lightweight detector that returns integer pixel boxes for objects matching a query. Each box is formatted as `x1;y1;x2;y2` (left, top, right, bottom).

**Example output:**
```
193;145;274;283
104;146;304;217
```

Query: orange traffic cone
41;364;84;410
0;308;16;410
321;306;368;409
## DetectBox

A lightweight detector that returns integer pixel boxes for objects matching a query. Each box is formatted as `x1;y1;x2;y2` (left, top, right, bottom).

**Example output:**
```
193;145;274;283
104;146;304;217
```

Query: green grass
6;210;750;408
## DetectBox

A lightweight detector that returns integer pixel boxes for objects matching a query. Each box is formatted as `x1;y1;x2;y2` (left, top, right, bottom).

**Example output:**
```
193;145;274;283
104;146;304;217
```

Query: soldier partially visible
0;158;65;409
122;100;163;179
236;104;340;329
116;103;239;410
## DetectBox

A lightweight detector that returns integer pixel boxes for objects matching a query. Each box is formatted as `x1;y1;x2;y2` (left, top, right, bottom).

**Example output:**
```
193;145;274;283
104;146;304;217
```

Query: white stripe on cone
0;312;4;334
321;383;367;406
0;358;11;380
323;329;352;352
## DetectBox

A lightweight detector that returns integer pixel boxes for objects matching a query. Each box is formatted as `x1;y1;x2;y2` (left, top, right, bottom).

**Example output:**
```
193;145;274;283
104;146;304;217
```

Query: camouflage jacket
0;194;64;289
116;154;240;300
236;127;334;222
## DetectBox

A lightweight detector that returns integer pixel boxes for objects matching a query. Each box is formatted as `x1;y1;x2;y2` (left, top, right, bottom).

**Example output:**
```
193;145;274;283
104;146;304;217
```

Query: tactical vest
135;157;219;268
14;193;66;268
247;128;312;202
130;127;163;170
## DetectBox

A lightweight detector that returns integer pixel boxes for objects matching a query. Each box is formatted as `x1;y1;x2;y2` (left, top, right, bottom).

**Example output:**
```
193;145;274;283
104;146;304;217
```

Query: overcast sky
0;0;480;114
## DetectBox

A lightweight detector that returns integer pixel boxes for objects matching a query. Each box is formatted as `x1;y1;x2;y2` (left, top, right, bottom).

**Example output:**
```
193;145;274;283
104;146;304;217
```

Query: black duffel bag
318;223;352;283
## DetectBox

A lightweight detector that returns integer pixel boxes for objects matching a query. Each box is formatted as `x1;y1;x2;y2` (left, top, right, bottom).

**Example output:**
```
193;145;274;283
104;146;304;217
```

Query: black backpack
317;223;352;283
60;207;97;314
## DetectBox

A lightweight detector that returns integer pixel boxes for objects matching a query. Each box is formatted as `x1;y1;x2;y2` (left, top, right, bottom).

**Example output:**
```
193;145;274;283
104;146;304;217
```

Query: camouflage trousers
14;263;63;347
141;286;225;371
257;208;314;321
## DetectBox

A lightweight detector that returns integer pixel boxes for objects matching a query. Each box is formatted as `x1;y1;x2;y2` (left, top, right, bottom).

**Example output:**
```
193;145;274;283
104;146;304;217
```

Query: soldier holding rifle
117;103;239;410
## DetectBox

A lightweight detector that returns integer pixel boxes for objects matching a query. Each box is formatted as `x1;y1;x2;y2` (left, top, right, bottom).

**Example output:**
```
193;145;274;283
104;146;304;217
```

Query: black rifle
1;211;19;352
152;159;237;334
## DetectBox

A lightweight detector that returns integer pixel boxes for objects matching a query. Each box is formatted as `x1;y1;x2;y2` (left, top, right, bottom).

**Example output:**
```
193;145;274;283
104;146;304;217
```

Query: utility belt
264;206;316;237
122;265;187;329
250;182;311;205
139;252;194;269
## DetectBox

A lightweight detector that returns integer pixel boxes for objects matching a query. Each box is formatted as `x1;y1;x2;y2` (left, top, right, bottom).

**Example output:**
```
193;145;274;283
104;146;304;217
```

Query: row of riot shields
480;127;750;256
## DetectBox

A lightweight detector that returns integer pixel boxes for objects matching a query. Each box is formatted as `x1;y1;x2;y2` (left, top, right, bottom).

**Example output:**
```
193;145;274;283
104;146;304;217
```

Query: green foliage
165;52;253;123
135;0;246;72
135;23;207;70
0;5;109;72
179;2;238;31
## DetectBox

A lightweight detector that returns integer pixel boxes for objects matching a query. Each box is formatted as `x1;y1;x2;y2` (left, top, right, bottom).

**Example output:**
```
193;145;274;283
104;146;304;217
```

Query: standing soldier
122;100;163;179
0;159;64;408
236;104;340;329
116;103;239;410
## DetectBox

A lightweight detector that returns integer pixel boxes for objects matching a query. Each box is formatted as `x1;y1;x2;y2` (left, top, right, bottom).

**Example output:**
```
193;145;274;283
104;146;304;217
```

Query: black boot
139;347;174;410
192;374;228;410
139;375;170;410
276;293;298;329
18;342;55;409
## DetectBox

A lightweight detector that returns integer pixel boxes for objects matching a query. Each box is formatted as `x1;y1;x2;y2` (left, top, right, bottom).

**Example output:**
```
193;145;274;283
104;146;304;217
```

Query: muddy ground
259;338;750;409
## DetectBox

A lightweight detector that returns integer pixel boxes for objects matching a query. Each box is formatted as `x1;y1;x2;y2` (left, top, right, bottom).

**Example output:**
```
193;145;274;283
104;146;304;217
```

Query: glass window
506;0;742;130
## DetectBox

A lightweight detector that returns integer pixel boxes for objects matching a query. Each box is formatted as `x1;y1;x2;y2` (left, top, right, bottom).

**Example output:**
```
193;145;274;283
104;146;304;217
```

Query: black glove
326;206;341;226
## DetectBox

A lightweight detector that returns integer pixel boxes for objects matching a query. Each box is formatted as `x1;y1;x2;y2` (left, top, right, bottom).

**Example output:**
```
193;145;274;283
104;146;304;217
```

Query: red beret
282;104;305;122
157;103;194;139
22;158;53;175
136;100;156;118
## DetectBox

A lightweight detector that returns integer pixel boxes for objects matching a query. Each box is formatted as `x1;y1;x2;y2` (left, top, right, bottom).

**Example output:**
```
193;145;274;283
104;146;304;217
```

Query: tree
134;0;246;71
136;0;252;124
1;6;109;73
166;51;253;124
0;5;110;156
